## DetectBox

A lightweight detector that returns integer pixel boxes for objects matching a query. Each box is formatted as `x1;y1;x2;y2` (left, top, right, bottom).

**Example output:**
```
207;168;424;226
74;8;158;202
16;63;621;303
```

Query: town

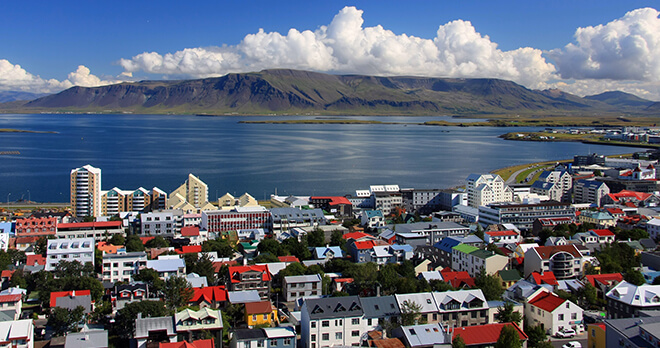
2;150;660;348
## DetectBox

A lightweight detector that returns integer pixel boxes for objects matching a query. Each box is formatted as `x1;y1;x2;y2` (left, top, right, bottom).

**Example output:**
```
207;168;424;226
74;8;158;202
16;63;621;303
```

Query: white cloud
0;59;120;93
550;7;660;81
119;6;556;89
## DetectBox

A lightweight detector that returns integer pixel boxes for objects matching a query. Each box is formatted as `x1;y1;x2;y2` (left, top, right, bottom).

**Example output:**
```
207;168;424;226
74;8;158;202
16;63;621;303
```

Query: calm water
0;114;644;203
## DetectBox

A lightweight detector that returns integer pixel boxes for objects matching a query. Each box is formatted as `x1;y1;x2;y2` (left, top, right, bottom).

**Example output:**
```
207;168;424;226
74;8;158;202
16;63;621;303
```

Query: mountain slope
585;91;655;109
0;91;49;103
13;69;653;115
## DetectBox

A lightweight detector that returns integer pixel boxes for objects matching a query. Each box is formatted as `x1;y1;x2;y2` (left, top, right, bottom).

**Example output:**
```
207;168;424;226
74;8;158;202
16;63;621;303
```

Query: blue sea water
0;114;645;203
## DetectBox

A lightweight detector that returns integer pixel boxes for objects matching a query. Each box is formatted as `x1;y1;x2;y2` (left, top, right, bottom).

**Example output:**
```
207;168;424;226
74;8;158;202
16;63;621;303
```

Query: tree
624;269;646;286
257;238;285;257
35;236;48;256
186;253;217;284
134;268;165;294
113;301;168;339
163;275;194;312
281;237;311;260
429;279;455;292
617;228;649;241
9;269;27;289
452;335;467;348
400;301;425;326
254;252;279;264
202;239;235;258
524;324;547;348
474;225;484;241
330;230;344;247
109;233;125;246
278;262;307;278
145;236;169;248
125;235;145;252
653;276;660;285
495;324;521;348
495;302;522;325
48;306;85;336
474;269;504;301
307;229;326;247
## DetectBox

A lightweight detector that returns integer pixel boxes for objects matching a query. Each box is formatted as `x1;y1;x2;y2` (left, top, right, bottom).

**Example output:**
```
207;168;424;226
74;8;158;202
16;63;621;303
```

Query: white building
101;251;148;283
0;319;34;348
573;179;610;206
300;296;367;348
140;211;177;237
146;255;186;279
525;290;583;336
536;170;572;202
465;174;513;208
647;218;660;240
283;274;322;302
452;244;509;277
45;238;94;271
524;245;586;280
70;164;102;218
484;230;521;245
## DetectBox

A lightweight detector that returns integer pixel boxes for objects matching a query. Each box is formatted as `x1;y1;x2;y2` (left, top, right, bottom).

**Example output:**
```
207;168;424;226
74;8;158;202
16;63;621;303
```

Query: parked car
562;341;582;348
556;328;576;338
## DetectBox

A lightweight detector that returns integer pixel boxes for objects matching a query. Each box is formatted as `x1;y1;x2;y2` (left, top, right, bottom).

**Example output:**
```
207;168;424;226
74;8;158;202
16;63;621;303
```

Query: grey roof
391;221;468;233
284;274;322;283
577;179;607;188
360;296;400;318
305;296;364;320
55;295;92;314
530;181;554;190
228;290;261;304
398;323;448;347
65;329;108;348
605;314;660;347
135;316;176;339
640;238;657;250
233;328;267;340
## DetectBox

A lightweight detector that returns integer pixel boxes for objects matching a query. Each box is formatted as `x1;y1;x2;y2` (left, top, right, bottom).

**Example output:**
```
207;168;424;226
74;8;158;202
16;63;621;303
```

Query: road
549;332;587;348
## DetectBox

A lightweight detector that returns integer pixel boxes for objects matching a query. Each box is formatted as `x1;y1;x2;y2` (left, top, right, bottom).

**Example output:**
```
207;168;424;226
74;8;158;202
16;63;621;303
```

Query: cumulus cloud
119;6;556;89
0;59;120;93
550;7;660;81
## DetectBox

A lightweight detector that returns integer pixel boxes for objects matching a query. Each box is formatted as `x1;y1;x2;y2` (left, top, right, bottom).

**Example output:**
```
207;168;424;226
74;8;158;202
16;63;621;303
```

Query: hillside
584;91;655;109
2;69;657;116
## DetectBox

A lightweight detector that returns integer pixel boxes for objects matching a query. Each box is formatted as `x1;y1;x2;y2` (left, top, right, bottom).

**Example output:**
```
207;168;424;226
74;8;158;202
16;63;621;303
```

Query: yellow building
587;323;606;348
169;173;216;212
245;301;278;327
70;165;101;217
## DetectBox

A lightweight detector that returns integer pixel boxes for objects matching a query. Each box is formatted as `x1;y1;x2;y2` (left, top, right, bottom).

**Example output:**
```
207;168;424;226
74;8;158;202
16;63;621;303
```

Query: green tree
307;229;326;247
495;302;522;325
125;235;145;252
113;301;168;339
48;306;85;336
35;236;48;256
202;239;235;258
452;335;467;348
400;301;425;326
163;275;194;312
9;269;27;289
254;252;280;264
134;268;165;293
109;233;126;246
257;238;285;257
624;269;646;286
524;324;547;348
186;253;217;284
281;236;311;260
495;324;522;348
145;236;169;248
474;269;504;301
278;262;307;278
330;230;344;247
617;228;649;241
474;225;484;241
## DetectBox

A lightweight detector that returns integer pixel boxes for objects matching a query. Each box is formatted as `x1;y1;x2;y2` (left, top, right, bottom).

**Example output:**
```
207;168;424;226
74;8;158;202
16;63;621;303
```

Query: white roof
419;271;443;282
372;245;393;258
607;281;660;307
432;289;487;310
395;293;438;313
263;327;295;338
147;257;185;272
647;218;660;226
356;190;371;198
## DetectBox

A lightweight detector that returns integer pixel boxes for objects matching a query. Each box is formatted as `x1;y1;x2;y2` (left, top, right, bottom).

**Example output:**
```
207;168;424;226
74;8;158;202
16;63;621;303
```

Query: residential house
45;238;94;271
135;315;177;348
603;311;660;348
602;190;660;207
0;295;21;320
361;210;385;228
524;245;586;280
528;271;558;287
230;327;296;348
465;174;513;209
451;322;528;348
532;217;575;236
394;293;439;324
432;290;489;328
50;290;93;314
146;255;186;279
530;181;562;202
0;319;33;348
175;308;223;344
587;322;606;348
646;218;660;240
300;296;366;348
497;269;522;289
589;229;616;244
313;246;343;261
14;216;57;238
452;244;508;277
115;282;148;310
525;291;583;336
270;207;326;236
433;235;483;270
388;222;470;245
360;296;400;332
228;265;272;300
66;329;108;348
283;274;322;302
392;323;449;348
586;273;624;300
309;196;353;217
190;286;228;309
606;281;660;318
102;251;148;283
578;211;616;228
440;268;475;288
245;301;278;327
484;230;521;245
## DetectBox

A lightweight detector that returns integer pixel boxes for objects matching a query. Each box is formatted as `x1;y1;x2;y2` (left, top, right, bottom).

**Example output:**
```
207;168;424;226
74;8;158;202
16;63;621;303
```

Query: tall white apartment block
465;174;513;208
46;238;95;271
70;165;102;217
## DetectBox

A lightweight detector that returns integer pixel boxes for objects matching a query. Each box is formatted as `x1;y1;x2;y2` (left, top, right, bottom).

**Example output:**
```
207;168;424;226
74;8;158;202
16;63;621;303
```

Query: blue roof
434;236;463;253
364;210;383;218
390;244;413;252
314;246;343;259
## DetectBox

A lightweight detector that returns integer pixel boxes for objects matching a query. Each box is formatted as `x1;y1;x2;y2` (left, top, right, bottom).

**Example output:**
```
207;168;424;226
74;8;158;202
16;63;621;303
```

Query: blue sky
2;0;660;99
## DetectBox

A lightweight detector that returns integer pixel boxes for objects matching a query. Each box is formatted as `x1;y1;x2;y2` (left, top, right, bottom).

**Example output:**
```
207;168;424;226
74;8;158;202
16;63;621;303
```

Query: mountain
3;69;654;115
0;91;49;103
584;91;655;108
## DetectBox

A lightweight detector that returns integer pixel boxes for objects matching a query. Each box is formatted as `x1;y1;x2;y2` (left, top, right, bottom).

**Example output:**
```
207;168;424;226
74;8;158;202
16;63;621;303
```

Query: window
322;333;329;341
284;338;291;346
252;315;257;321
335;333;342;340
367;319;373;326
257;340;264;348
322;321;329;327
352;318;360;325
352;331;360;337
558;314;564;321
311;335;316;342
311;322;316;328
571;313;577;320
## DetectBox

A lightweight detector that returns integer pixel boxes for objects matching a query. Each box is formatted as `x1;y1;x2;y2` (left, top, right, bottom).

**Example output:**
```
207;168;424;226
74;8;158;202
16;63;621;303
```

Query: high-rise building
70;165;101;217
465;174;513;208
168;173;215;212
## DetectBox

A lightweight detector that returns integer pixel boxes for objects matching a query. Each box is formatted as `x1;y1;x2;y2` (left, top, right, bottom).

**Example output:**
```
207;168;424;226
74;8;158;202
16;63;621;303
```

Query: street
548;332;587;348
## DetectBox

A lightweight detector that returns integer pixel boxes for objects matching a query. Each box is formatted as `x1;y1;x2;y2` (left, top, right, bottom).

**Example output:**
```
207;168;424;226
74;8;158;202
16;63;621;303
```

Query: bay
0;114;644;203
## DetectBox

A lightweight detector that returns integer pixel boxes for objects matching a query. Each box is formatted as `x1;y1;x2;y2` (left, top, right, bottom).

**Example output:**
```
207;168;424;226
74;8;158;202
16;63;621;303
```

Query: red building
15;217;57;237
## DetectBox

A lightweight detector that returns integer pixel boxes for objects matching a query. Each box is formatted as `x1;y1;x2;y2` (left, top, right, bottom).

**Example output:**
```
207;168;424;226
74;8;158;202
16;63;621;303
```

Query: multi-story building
300;296;366;348
452;246;509;277
525;291;583;336
102;251;148;283
603;311;660;348
146;255;186;279
389;221;470;245
483;230;520;245
432;290;489;328
606;281;660;318
270;207;326;236
524;245;586;279
14;216;57;238
478;201;575;231
228;265;272;300
394;293;440;324
535;170;573;202
168;173;216;212
465;174;513;208
360;210;385;228
529;181;562;201
140;211;177;237
55;221;124;240
309;196;353;217
400;188;463;214
573;179;610;206
0;319;34;348
70;164;101;217
45;238;94;271
578;210;616;228
202;207;271;235
647;218;660;240
283;274;322;302
175;308;223;343
230;327;296;348
101;187;167;215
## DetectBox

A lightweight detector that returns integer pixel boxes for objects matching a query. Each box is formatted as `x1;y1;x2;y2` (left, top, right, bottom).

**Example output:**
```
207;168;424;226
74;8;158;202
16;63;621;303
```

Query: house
283;274;322;302
66;329;109;348
589;229;616;243
525;291;583;336
0;294;21;320
330;278;354;293
524;245;586;280
360;296;400;331
440;268;475;288
228;290;261;304
161;339;215;348
146;255;186;279
347;240;377;263
388;222;470;245
451;322;528;348
45;238;94;271
56;220;124;240
394;293;439;324
245;301;278;327
135;315;177;348
646;218;660;240
361;210;385;228
50;290;93;313
602;190;660;207
532;217;575;236
452;244;508;277
392;323;449;348
432;290;489;328
586;273;624;300
190;286;228;309
114;282;148;310
186;273;208;288
433;235;483;270
504;280;549;304
528;271;558;286
484;230;521;245
603;311;660;348
497;269;522;289
578;210;616;228
228;265;272;300
313;246;343;261
0;319;33;348
175;308;223;344
418;271;444;283
300;296;366;348
230;327;296;348
180;226;203;245
586;322;606;348
606;281;660;318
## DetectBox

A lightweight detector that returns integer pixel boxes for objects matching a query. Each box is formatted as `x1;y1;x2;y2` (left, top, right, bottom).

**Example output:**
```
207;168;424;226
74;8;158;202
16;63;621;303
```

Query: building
270;208;326;236
309;196;353;217
465;174;513;208
146;255;186;279
536;170;573;202
51;290;93;313
432;289;489;328
230;327;296;348
140;211;178;237
587;322;606;348
394;293;440;324
0;319;34;348
283;274;322;302
604;311;660;348
360;295;400;330
452;244;508;277
532;217;575;236
573;179;610;206
361;210;385;228
14;217;56;238
202;208;271;235
245;301;278;327
647;218;660;240
102;251;148;283
578;211;616;228
393;323;449;348
388;221;470;245
451;322;528;348
479;201;575;232
135;315;177;348
300;296;366;348
524;245;586;279
168;173;216;212
525;290;583;336
45;238;94;271
606;281;660;318
70;164;102;217
65;329;108;348
175;308;223;343
585;273;623;300
228;265;272;300
56;221;124;240
190;286;228;309
115;282;148;310
484;230;521;245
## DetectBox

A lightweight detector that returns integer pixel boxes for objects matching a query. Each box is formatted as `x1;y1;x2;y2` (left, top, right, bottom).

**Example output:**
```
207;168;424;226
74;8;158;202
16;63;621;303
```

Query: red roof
485;230;519;237
26;254;46;266
15;236;39;245
1;270;15;279
278;256;300;263
608;190;653;202
452;323;527;345
440;269;475;288
190;286;228;304
181;226;200;237
229;265;272;283
245;300;273;315
333;278;354;283
0;294;21;303
57;221;122;229
343;232;373;240
585;273;624;287
140;236;155;245
590;229;615;237
177;245;202;254
353;240;376;250
605;208;625;215
533;245;582;260
310;196;352;205
160;339;215;348
531;271;558;286
50;290;91;307
528;291;566;312
212;260;238;273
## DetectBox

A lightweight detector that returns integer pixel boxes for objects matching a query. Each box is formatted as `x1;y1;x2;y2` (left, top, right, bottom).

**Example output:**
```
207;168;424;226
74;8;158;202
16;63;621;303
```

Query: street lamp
6;193;10;204
27;190;30;203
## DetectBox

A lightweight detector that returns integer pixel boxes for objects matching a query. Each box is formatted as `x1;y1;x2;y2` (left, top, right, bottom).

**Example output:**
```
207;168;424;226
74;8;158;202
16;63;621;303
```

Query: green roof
239;242;257;250
470;249;495;259
498;269;522;282
452;244;479;254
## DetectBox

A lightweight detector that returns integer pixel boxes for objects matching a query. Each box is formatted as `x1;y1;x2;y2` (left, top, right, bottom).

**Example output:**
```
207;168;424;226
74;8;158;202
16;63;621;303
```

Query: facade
300;296;366;348
479;201;575;231
135;315;177;348
604;312;660;348
45;238;94;271
102;251;148;283
228;265;272;300
578;211;616;228
270;208;326;235
245;301;278;327
141;211;177;237
393;323;449;348
146;255;186;279
115;282;148;310
573;179;610;206
432;290;489;328
389;221;470;245
525;291;583;336
0;319;33;348
360;210;385;228
647;218;660;240
484;230;520;244
536;170;572;202
55;221;124;240
309;196;353;217
175;308;223;343
465;174;513;208
606;281;660;318
101;187;167;215
168;173;216;212
283;274;322;302
14;217;56;238
230;327;295;348
202;208;271;235
524;245;585;279
70;164;102;217
587;322;606;348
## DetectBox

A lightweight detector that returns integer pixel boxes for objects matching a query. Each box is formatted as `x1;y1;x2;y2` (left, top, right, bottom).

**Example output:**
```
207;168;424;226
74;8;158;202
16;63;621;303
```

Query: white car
562;341;582;348
556;328;576;338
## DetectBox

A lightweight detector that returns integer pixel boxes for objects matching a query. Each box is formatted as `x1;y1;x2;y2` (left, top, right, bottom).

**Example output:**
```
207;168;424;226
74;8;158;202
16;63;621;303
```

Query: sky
2;0;660;100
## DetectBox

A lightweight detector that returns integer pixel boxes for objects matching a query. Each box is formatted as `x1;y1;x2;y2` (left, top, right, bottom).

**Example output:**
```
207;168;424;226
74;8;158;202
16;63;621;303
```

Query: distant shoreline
0;128;57;134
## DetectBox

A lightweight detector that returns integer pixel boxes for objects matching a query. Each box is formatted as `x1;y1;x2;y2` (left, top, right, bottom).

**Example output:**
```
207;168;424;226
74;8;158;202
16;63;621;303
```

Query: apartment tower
70;164;101;217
